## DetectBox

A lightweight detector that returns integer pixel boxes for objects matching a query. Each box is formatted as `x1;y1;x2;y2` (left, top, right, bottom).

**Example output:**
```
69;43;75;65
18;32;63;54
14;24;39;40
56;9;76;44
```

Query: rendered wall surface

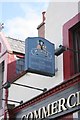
45;1;79;83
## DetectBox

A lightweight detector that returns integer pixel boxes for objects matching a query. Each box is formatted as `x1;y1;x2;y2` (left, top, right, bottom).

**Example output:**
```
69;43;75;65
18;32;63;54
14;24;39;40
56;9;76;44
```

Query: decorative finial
0;23;4;31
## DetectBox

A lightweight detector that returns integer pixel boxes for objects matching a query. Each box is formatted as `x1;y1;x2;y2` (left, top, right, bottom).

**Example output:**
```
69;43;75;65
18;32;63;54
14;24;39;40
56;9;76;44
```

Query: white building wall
45;1;79;85
8;1;80;105
9;73;55;104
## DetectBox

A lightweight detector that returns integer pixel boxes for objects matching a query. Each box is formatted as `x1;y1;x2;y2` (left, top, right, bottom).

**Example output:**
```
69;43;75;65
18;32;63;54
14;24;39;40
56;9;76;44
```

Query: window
72;23;80;74
16;57;25;74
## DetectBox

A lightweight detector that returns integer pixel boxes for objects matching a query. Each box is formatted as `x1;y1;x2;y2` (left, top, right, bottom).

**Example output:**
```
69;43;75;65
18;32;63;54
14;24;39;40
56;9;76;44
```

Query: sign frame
25;37;55;77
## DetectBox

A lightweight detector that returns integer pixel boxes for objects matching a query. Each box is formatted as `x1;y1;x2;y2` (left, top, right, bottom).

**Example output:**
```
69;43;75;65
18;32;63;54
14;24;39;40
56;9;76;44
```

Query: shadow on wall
7;57;25;83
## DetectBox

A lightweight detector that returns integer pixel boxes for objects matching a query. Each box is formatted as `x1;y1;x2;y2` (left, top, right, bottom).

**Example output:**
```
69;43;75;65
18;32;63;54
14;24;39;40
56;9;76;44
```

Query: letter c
67;93;76;108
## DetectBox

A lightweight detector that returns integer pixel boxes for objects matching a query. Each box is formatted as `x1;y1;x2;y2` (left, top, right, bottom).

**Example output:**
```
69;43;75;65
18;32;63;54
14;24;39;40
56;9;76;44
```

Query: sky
0;0;79;40
0;1;49;40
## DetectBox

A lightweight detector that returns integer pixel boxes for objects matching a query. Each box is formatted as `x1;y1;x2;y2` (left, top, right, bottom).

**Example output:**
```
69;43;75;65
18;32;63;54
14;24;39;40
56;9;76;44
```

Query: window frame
71;23;80;74
63;13;80;80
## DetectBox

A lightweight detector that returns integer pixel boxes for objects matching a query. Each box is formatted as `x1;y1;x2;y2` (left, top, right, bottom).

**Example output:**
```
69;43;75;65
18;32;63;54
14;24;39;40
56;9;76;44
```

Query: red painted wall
7;53;25;83
7;53;16;82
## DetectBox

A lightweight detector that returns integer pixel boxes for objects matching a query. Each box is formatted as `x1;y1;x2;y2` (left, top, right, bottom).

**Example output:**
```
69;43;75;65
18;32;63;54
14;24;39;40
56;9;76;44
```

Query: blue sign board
25;37;55;77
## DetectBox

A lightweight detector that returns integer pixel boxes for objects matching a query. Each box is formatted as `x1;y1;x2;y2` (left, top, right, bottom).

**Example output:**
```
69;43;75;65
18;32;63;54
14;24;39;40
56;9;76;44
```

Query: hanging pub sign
25;37;55;77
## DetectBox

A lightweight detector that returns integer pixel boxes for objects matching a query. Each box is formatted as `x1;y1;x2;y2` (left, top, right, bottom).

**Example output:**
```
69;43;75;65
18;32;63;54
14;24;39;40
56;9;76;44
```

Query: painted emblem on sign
31;40;52;59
